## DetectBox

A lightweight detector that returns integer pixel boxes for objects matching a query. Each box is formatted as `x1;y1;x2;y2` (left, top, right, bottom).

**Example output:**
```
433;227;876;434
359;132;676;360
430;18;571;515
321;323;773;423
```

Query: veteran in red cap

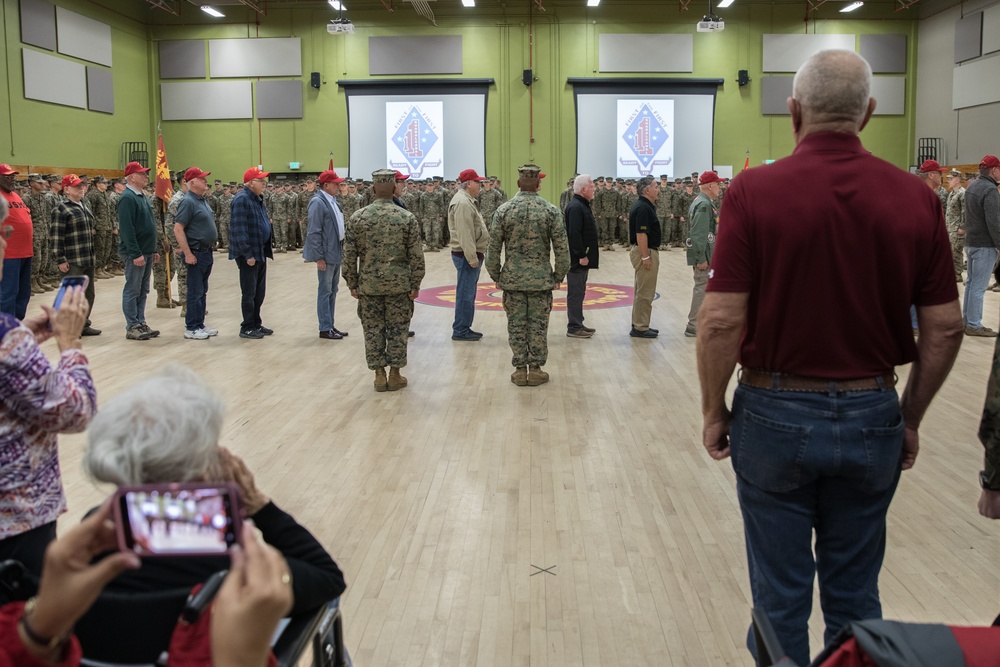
683;171;722;338
229;167;274;339
447;168;490;341
50;174;101;335
304;169;350;340
963;155;1000;336
917;159;950;212
173;167;218;340
116;159;162;341
0;163;34;320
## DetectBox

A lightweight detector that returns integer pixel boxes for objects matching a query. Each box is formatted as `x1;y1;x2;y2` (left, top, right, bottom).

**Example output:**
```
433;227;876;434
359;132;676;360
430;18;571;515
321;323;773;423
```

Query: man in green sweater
117;162;161;341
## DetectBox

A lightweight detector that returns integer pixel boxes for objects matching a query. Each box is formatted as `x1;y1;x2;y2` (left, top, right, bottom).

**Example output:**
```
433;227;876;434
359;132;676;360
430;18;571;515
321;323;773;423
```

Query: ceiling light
200;5;224;17
587;0;600;6
717;0;734;6
840;1;863;11
462;0;475;6
328;0;346;10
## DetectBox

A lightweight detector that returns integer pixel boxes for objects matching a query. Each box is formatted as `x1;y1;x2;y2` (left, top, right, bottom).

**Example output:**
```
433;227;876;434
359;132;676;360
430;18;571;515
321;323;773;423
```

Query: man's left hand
408;289;419;300
900;426;919;470
350;288;358;299
696;262;709;270
702;411;732;460
978;489;1000;519
152;253;160;265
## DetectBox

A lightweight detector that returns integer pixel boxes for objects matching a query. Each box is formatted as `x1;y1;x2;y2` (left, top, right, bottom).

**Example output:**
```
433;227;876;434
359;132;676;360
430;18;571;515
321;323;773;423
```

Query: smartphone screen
53;275;89;310
115;484;241;557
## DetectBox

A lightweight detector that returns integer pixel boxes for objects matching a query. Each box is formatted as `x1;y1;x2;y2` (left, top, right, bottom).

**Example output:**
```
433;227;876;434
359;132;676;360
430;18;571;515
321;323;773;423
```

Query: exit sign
288;162;301;170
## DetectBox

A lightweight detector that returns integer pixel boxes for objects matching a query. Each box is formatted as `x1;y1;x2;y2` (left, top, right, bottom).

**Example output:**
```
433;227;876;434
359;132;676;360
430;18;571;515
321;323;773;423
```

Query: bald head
791;50;873;131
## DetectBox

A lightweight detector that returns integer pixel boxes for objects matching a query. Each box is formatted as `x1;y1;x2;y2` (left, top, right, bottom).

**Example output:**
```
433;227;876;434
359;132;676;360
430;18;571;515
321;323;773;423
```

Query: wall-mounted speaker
310;72;321;89
522;69;533;86
737;70;750;87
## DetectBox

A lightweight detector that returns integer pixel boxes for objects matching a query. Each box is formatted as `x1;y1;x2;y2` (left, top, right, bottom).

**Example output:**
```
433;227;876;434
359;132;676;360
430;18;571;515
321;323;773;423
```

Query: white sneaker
184;329;210;340
200;326;219;337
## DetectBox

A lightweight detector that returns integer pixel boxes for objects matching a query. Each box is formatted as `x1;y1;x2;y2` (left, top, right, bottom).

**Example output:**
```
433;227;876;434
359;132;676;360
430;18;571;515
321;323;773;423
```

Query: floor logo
417;283;641;311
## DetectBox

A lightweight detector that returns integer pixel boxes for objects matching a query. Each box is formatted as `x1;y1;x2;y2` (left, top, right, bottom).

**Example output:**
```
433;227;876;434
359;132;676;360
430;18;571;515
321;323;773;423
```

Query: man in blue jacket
304;169;349;340
230;168;274;339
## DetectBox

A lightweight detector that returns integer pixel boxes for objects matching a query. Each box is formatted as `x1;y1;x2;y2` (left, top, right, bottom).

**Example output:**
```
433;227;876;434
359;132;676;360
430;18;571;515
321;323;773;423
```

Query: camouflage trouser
616;217;629;244
32;231;48;280
422;217;440;248
950;232;965;281
272;217;288;250
95;229;114;268
358;293;413;370
153;248;177;293
298;216;308;247
437;217;449;246
679;217;690;246
217;218;229;248
502;289;552;368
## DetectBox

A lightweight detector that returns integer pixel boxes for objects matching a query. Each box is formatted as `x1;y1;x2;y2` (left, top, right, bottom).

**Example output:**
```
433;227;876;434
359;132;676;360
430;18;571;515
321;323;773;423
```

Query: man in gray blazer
304;169;350;339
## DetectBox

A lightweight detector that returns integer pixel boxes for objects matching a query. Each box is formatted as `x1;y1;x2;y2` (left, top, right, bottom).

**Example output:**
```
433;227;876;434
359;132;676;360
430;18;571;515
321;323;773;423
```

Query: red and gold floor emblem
416;283;637;311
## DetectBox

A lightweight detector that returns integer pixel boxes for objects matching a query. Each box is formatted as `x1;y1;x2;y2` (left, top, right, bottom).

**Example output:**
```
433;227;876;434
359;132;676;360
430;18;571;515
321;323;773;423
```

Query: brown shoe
374;368;388;392
526;365;549;386
387;367;407;391
511;367;528;386
967;326;1000;337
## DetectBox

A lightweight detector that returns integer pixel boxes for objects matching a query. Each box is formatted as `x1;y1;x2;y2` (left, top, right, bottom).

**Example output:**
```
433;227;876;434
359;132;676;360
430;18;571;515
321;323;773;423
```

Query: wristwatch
980;469;1000;491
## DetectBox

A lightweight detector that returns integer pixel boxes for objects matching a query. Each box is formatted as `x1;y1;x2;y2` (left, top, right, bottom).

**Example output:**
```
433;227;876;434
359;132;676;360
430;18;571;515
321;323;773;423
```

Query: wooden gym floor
51;246;999;666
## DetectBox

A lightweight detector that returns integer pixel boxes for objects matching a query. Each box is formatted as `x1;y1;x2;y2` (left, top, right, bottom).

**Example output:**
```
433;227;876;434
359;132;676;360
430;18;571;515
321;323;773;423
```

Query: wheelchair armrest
273;599;346;667
0;560;38;605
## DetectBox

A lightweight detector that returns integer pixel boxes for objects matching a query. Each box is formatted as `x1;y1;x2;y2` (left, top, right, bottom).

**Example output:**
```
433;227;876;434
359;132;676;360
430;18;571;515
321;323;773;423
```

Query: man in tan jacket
447;168;490;341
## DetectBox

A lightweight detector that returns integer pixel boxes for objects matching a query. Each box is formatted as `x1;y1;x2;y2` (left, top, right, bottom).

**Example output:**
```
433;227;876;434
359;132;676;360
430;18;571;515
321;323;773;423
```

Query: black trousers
66;263;96;325
236;256;267;330
0;521;57;577
566;268;589;331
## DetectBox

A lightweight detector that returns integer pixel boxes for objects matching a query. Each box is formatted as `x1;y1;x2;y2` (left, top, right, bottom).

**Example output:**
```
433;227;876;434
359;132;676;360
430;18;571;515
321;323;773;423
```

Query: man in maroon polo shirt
696;50;964;666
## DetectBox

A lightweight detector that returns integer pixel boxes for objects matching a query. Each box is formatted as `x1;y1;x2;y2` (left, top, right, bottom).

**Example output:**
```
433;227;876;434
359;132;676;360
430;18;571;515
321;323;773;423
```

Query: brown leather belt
738;368;896;393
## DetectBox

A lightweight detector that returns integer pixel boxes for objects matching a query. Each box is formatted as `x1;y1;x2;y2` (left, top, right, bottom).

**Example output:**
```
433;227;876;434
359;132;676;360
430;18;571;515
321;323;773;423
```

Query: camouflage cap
92;175;107;184
683;177;693;185
27;173;43;182
517;164;542;177
595;176;605;182
46;174;61;183
372;169;396;184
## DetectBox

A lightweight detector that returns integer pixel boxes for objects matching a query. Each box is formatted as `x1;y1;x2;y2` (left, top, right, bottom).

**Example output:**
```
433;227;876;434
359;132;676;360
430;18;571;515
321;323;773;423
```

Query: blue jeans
121;254;153;329
316;262;341;331
0;257;31;320
963;246;998;328
184;249;214;331
452;254;482;336
730;383;904;667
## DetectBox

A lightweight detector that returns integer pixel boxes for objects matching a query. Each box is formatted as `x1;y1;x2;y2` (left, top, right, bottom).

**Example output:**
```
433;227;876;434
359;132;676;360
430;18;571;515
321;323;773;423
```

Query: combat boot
511;367;528;386
156;291;172;308
374;367;388;392
30;278;44;294
526;365;549;386
387;367;407;391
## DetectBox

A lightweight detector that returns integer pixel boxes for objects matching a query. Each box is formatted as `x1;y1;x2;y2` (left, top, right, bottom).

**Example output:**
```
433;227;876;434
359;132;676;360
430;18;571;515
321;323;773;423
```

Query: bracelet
641;256;650;261
20;597;70;653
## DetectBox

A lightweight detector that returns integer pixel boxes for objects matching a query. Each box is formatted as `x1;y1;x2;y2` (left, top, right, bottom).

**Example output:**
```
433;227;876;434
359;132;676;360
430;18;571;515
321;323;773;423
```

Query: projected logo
617;100;674;178
387;102;444;179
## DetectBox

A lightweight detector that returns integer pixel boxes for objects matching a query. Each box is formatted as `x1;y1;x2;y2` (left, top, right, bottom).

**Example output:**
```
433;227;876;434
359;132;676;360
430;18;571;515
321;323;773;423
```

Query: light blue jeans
317;262;341;332
963;246;998;328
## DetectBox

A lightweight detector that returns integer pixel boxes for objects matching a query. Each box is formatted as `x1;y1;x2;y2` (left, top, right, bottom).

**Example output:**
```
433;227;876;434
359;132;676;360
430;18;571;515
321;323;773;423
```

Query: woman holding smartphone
0;195;95;576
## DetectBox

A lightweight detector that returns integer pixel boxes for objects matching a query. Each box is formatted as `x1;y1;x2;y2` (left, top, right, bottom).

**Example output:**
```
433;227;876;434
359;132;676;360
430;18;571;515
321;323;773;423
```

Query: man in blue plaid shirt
229;167;274;339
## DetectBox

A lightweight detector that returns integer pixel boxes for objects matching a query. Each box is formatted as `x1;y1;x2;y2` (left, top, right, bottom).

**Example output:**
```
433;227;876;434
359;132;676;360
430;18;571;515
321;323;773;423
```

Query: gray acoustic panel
955;12;983;63
599;34;693;73
368;36;462;75
870;76;905;115
159;40;206;79
762;34;855;72
983;4;1000;55
161;81;252;120
86;66;113;114
859;34;906;73
761;76;794;115
256;80;302;119
19;0;56;51
208;38;301;78
22;48;86;109
953;52;1000;109
55;6;112;67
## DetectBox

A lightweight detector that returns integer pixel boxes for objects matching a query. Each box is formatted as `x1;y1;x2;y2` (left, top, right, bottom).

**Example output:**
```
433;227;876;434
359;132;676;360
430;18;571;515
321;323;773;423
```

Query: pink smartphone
113;483;243;558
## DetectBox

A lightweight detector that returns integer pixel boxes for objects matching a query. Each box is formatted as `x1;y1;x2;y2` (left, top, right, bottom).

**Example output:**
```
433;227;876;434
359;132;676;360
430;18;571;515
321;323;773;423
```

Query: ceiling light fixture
587;0;600;6
717;0;734;7
462;0;475;6
328;0;346;10
200;5;224;16
840;1;863;11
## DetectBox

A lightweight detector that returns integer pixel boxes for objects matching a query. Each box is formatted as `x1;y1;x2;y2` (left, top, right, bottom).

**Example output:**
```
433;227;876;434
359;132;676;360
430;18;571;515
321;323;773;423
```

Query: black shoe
629;327;657;339
331;327;349;337
81;326;102;336
580;326;596;333
408;330;415;337
257;326;274;335
468;330;484;338
452;332;482;341
648;327;659;334
319;330;343;340
240;328;265;339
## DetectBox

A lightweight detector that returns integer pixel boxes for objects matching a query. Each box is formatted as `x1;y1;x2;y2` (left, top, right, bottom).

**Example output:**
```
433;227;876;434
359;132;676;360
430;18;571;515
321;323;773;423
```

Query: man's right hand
702;411;732;460
901;426;919;470
978;489;1000;519
246;258;256;267
579;257;589;266
58;262;69;273
317;259;327;272
184;252;197;265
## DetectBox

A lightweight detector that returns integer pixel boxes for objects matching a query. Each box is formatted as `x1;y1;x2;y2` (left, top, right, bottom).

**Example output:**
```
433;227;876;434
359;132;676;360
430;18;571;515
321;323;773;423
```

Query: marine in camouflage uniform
271;185;289;252
342;169;425;392
85;177;113;277
485;164;571;387
43;176;66;283
945;171;966;283
337;181;360;222
478;178;503;228
163;181;188;308
297;179;316;250
655;176;674;251
216;185;233;250
618;181;638;246
672;179;696;247
418;180;445;250
24;175;52;293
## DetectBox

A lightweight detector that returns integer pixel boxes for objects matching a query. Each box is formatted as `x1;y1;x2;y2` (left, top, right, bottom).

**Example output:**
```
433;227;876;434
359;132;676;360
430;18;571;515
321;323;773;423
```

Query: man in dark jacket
229;167;274;339
564;175;599;338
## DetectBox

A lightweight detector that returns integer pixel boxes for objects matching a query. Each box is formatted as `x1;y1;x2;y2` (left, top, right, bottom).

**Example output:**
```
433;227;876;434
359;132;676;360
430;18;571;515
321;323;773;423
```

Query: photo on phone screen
116;484;241;557
53;275;89;310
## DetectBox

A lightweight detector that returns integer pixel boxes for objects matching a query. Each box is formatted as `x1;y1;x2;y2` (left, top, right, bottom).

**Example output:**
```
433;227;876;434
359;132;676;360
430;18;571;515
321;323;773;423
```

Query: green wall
1;0;919;199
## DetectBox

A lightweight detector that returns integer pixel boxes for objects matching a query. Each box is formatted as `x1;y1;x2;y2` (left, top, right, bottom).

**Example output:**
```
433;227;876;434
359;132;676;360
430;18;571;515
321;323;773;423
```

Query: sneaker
629;327;658;339
185;329;210;340
140;323;160;338
580;325;596;333
966;326;999;337
200;326;219;337
126;324;153;341
567;329;593;338
684;325;697;338
240;328;265;339
257;325;274;336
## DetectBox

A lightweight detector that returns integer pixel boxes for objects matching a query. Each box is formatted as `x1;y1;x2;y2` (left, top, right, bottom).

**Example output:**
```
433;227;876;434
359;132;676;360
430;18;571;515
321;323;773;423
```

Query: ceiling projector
697;16;725;32
327;19;354;34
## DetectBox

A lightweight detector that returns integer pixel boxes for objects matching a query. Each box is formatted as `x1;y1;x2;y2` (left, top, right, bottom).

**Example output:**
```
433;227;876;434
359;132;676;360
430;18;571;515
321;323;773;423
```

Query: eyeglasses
251;179;266;185
1;226;13;240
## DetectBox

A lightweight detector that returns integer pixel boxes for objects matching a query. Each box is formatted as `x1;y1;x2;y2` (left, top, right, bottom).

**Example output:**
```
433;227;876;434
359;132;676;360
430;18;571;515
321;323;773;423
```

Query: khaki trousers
629;246;659;330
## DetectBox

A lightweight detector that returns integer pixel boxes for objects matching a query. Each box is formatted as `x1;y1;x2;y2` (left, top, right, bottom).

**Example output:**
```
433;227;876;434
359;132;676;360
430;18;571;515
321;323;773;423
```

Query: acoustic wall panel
983;4;1000;55
55;6;111;67
955;12;983;63
209;38;301;78
598;34;693;73
161;81;252;120
256;80;303;119
19;0;56;51
368;36;463;75
87;66;113;114
762;34;855;72
159;40;206;79
860;34;907;73
761;76;794;115
870;77;905;115
953;52;1000;109
22;48;86;109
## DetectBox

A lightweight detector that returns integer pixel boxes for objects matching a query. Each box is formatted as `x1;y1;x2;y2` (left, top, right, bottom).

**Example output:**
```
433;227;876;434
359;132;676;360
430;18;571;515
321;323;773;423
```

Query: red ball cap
0;164;18;176
318;169;345;184
980;155;1000;169
61;174;83;188
394;170;410;181
183;167;211;182
243;167;270;183
458;168;485;183
918;159;947;173
124;161;150;176
699;170;723;185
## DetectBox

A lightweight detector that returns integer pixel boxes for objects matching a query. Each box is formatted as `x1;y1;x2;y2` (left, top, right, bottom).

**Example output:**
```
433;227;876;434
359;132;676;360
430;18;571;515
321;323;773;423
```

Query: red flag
743;153;750;172
328;157;334;170
155;134;174;202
